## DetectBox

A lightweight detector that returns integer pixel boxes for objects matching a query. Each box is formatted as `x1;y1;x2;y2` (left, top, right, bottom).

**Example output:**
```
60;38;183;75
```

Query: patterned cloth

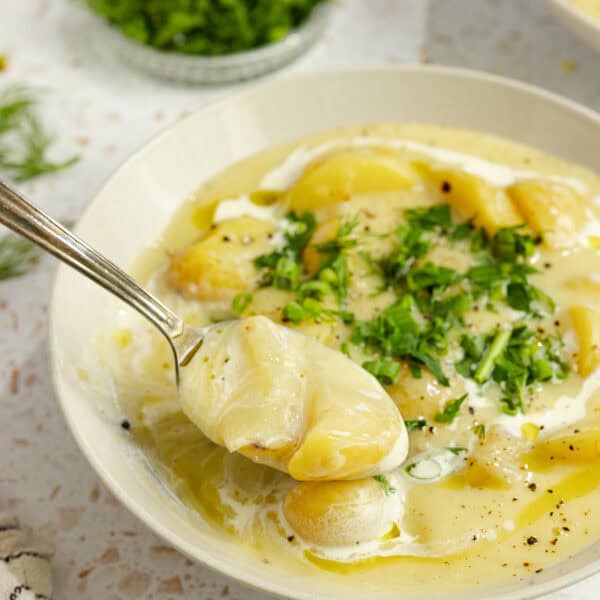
0;513;52;600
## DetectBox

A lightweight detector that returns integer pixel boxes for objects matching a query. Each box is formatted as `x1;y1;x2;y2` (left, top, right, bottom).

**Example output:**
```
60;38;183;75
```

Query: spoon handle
0;179;185;341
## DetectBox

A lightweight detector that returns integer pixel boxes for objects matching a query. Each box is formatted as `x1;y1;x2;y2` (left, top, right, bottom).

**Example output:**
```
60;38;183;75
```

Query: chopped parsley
363;357;401;386
405;418;427;433
471;423;486;440
373;474;396;495
435;394;468;424
251;203;569;415
86;0;326;56
255;211;316;290
232;292;253;315
446;446;468;455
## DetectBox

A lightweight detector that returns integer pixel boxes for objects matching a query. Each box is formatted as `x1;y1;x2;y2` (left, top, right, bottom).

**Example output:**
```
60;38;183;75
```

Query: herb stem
474;328;511;384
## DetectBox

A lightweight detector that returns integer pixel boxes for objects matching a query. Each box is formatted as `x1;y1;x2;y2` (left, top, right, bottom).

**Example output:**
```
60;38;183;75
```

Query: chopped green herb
86;0;326;55
406;204;452;229
362;357;401;386
231;292;252;315
435;393;468;424
373;474;396;495
499;395;524;416
282;301;304;324
446;446;468;455
351;299;450;386
0;233;41;281
404;418;427;433
255;211;316;290
0;85;79;182
474;328;511;384
471;423;486;440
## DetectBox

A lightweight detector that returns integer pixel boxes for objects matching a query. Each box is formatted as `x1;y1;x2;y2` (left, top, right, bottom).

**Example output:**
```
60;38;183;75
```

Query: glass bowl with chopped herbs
86;0;332;84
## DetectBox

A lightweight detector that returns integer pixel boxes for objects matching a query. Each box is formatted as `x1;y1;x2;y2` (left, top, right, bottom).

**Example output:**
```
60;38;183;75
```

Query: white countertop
1;1;599;598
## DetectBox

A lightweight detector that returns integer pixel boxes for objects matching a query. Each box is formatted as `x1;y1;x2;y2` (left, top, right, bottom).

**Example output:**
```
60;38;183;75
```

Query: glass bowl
92;2;333;85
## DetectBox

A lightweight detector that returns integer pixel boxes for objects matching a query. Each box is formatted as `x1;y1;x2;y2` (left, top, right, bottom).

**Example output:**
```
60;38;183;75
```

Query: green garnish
255;211;315;290
471;424;486;440
373;474;395;495
446;446;468;455
474;328;511;384
362;357;401;386
232;292;253;315
0;233;41;281
0;85;79;182
251;202;569;411
351;298;450;386
86;0;326;55
404;418;427;433
435;393;468;424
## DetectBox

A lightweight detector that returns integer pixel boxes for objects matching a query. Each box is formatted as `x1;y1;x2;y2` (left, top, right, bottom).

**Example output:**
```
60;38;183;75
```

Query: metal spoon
0;179;207;385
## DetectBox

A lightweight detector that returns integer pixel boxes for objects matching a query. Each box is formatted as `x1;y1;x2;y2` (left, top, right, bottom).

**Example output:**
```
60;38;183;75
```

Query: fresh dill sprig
0;233;41;281
0;85;79;182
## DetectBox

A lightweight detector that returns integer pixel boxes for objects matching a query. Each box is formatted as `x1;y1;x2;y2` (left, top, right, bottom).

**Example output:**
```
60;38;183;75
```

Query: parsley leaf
435;393;468;424
362;357;401;386
372;474;396;495
232;292;253;315
404;418;427;433
471;423;486;439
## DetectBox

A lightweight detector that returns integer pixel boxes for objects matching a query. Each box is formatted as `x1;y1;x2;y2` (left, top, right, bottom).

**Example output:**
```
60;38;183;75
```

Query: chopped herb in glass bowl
85;0;332;84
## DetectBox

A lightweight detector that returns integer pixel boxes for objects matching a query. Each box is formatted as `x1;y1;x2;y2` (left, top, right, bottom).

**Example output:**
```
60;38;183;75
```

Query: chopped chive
474;328;511;384
363;357;401;386
231;292;252;315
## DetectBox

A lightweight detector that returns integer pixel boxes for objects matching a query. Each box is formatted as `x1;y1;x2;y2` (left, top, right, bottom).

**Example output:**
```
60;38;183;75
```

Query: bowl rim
549;0;600;45
49;65;600;600
90;1;334;66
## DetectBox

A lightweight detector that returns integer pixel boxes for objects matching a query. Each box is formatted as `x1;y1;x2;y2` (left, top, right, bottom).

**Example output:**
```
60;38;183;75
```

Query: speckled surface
1;1;599;598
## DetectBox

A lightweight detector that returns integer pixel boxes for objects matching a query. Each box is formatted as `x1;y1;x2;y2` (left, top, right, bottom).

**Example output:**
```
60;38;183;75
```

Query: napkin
0;513;52;600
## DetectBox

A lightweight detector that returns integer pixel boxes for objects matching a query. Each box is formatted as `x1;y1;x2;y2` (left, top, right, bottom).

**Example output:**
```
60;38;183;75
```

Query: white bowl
50;66;600;600
549;0;600;52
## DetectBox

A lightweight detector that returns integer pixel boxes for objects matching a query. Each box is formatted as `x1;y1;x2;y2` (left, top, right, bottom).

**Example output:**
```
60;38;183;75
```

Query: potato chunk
283;478;392;546
507;180;588;248
302;216;340;277
167;217;274;301
285;148;417;213
426;169;521;235
533;423;600;463
464;426;528;488
570;305;600;376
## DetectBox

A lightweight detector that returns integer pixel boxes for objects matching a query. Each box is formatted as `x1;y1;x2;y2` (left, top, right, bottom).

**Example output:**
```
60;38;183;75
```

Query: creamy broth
106;124;600;592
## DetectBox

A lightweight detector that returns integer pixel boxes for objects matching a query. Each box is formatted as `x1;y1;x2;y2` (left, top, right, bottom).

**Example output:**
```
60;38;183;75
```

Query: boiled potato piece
285;148;417;213
426;168;521;235
565;276;600;295
283;478;393;546
179;316;408;481
167;217;274;301
464;426;528;488
507;179;588;248
570;305;600;376
302;216;340;277
389;366;466;421
533;422;600;462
